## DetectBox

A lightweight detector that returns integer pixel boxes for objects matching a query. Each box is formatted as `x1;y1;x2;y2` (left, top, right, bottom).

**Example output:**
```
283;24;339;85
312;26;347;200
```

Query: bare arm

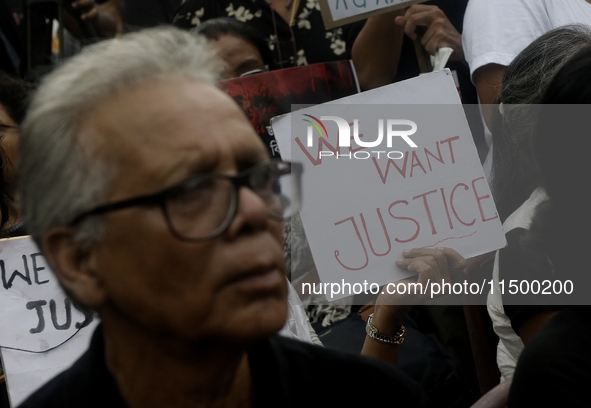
394;4;464;61
360;304;406;365
64;0;123;40
360;248;466;365
472;63;506;131
352;4;466;91
99;0;124;34
351;10;405;90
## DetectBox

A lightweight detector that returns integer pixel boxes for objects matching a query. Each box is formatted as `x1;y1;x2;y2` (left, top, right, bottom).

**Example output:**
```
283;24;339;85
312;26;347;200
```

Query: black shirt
499;228;563;336
19;325;431;407
508;306;591;407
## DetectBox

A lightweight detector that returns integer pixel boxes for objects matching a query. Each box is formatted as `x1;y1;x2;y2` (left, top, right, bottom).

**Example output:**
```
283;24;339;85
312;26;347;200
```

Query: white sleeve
462;0;553;78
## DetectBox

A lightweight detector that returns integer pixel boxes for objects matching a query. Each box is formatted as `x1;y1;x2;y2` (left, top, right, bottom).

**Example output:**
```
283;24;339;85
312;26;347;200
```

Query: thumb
439;247;466;276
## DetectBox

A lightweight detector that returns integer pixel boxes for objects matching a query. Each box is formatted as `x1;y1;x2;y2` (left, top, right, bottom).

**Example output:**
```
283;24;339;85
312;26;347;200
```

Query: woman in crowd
486;24;591;380
0;70;33;237
507;43;591;407
194;17;276;79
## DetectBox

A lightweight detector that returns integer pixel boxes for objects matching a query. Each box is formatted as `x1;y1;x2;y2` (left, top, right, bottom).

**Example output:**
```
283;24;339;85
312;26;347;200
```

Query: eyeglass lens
164;162;298;240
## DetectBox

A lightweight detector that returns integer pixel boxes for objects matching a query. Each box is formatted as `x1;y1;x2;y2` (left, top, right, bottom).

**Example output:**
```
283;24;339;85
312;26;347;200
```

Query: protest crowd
0;0;590;407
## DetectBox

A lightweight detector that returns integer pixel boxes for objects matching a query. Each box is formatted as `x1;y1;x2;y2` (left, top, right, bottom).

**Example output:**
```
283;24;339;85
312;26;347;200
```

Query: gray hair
491;24;591;222
19;26;225;248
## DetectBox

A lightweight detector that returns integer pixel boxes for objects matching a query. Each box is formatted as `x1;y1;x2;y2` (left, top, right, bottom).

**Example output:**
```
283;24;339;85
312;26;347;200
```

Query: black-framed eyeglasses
69;160;303;241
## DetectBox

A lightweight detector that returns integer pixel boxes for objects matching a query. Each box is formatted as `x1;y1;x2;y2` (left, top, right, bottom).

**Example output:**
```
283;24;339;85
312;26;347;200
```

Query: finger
404;258;438;287
397;248;450;282
396;256;431;281
398;247;447;259
80;8;98;20
439;247;467;276
401;6;434;40
404;4;441;17
420;25;441;55
71;0;94;9
399;248;463;283
420;19;459;55
394;16;407;27
405;9;439;26
401;17;418;41
402;11;438;42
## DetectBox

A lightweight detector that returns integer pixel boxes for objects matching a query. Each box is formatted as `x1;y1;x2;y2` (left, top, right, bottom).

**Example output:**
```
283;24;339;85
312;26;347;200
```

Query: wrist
371;304;407;333
365;313;407;345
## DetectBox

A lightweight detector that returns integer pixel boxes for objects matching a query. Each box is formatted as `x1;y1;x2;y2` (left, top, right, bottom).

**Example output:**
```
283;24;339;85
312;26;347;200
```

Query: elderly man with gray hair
14;26;449;407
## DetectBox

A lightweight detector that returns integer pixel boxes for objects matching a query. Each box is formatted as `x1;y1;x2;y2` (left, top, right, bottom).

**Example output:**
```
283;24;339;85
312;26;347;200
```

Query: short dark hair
194;17;276;71
0;70;35;125
0;70;34;230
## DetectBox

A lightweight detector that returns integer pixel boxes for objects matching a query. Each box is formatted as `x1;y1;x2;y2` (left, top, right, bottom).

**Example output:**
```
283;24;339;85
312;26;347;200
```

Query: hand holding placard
272;70;506;301
318;0;427;29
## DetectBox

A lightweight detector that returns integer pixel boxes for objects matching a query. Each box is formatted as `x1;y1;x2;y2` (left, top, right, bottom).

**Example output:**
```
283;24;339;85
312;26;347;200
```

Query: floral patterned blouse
172;0;361;68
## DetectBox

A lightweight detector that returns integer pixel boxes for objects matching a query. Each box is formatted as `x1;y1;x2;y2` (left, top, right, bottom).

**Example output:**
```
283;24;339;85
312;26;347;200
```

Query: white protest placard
272;70;506;301
318;0;427;29
0;236;99;407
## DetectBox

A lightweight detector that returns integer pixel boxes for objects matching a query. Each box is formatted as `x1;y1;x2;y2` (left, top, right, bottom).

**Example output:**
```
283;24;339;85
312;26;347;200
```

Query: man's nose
224;185;271;238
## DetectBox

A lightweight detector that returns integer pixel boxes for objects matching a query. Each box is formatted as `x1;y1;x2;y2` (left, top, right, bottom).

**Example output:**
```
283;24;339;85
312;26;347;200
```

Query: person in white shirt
462;0;591;181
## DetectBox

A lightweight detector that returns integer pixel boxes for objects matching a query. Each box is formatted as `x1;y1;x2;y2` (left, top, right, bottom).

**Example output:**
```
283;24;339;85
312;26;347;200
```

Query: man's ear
42;227;107;309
